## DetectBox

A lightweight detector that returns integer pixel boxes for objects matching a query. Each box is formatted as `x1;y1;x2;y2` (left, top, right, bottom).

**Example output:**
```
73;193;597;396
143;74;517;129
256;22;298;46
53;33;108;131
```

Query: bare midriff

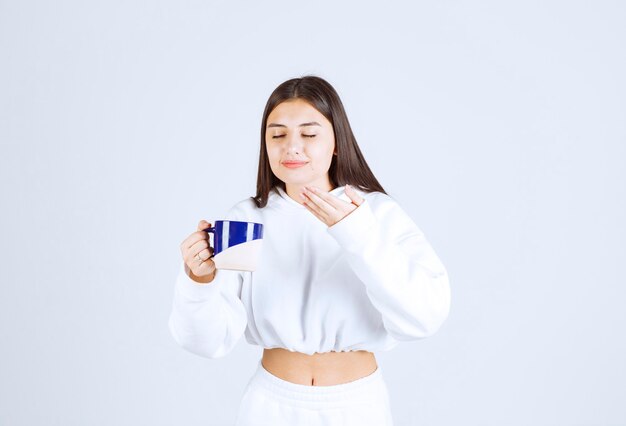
261;347;378;386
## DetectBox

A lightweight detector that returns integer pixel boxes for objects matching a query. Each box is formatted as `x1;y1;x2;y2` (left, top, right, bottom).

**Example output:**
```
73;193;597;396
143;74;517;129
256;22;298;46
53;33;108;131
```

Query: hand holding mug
180;220;217;283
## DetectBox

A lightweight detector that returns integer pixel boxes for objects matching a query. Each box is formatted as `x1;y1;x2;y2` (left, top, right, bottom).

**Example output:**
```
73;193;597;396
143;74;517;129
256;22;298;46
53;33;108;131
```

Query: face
265;98;336;194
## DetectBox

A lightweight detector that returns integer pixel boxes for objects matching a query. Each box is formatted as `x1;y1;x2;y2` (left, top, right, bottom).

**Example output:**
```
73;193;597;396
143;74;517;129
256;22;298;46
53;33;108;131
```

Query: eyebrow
267;121;322;128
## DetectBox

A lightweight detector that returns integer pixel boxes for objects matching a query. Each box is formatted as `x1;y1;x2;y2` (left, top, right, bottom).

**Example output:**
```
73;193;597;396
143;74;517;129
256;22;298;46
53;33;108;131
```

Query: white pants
234;359;394;426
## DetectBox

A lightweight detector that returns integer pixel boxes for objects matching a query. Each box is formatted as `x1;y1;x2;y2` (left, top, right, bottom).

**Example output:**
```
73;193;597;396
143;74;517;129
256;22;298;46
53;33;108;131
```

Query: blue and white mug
203;220;264;271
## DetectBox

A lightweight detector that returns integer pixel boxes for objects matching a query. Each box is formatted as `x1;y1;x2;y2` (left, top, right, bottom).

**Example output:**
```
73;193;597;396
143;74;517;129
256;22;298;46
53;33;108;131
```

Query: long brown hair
251;75;387;208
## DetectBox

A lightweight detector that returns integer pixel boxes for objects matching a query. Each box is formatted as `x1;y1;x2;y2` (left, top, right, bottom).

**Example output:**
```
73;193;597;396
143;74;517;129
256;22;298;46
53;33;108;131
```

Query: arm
327;194;451;341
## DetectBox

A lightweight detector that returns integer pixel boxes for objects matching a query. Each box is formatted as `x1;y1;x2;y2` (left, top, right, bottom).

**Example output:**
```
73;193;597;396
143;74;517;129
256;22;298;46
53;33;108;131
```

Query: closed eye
272;134;317;139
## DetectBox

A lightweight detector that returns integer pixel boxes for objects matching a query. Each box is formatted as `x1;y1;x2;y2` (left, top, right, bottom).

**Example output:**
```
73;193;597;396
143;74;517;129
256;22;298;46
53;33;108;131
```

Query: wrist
189;269;216;284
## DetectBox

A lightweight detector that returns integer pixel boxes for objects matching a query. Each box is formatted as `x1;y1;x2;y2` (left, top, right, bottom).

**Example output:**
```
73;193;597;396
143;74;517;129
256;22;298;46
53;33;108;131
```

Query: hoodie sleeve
167;260;247;359
327;193;451;341
168;201;254;359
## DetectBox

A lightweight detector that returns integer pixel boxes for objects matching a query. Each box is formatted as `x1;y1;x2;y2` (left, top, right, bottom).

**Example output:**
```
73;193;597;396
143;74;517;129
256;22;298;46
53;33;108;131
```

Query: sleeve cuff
327;198;378;251
176;260;223;301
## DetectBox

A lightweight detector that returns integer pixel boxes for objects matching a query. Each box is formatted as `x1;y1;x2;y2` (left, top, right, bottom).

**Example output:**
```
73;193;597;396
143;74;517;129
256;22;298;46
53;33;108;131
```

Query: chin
274;172;309;184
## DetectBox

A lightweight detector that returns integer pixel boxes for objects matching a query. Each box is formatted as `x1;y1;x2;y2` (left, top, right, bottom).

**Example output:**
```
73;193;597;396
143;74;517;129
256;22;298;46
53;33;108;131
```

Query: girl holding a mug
170;75;451;425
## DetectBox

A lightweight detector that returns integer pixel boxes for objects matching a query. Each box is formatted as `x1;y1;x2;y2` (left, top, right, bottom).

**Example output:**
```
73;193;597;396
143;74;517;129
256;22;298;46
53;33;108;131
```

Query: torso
261;348;378;386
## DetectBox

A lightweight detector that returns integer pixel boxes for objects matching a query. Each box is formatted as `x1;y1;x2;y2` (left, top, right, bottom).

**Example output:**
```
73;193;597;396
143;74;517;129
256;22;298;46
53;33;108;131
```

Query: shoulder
359;190;394;206
224;197;262;222
358;190;401;217
358;190;425;237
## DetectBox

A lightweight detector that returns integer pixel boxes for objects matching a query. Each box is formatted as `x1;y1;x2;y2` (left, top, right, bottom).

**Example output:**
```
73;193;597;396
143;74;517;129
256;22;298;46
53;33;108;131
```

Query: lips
282;161;308;168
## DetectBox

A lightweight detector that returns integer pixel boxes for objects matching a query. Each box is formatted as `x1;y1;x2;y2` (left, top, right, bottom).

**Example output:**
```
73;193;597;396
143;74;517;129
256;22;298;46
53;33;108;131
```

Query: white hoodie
168;185;451;359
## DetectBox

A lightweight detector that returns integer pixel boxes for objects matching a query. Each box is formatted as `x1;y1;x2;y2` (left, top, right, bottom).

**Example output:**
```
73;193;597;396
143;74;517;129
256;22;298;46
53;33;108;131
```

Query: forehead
266;99;328;126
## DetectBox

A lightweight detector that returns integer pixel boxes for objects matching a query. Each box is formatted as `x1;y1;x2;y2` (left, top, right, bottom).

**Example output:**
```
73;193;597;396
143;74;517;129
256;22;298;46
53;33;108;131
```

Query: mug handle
203;226;216;259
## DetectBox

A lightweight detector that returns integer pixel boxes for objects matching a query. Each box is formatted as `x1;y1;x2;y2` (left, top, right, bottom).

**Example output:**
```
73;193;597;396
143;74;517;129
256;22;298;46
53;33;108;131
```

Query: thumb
345;184;364;206
197;220;212;231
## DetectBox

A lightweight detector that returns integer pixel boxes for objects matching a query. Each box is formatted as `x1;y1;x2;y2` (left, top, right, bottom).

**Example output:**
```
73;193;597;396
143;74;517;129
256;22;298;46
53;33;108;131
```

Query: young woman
169;75;451;425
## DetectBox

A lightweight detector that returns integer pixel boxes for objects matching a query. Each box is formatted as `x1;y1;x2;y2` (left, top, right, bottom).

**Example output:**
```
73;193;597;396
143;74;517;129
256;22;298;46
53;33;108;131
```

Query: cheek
311;140;334;160
266;144;280;162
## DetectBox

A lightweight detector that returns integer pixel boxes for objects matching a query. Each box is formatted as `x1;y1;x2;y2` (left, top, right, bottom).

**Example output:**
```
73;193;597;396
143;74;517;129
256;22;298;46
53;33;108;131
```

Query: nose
284;134;305;154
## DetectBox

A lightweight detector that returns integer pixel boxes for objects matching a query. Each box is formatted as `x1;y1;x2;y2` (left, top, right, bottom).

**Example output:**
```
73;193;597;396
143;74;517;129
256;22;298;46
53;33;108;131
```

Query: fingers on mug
197;226;216;263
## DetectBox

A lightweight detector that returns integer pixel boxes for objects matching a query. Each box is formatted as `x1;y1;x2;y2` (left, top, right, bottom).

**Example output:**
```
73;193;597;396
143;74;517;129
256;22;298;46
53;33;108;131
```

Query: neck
285;181;334;205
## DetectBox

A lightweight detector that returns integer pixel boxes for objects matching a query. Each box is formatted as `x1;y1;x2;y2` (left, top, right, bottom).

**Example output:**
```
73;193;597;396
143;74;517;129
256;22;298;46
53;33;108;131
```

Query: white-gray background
1;1;624;425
